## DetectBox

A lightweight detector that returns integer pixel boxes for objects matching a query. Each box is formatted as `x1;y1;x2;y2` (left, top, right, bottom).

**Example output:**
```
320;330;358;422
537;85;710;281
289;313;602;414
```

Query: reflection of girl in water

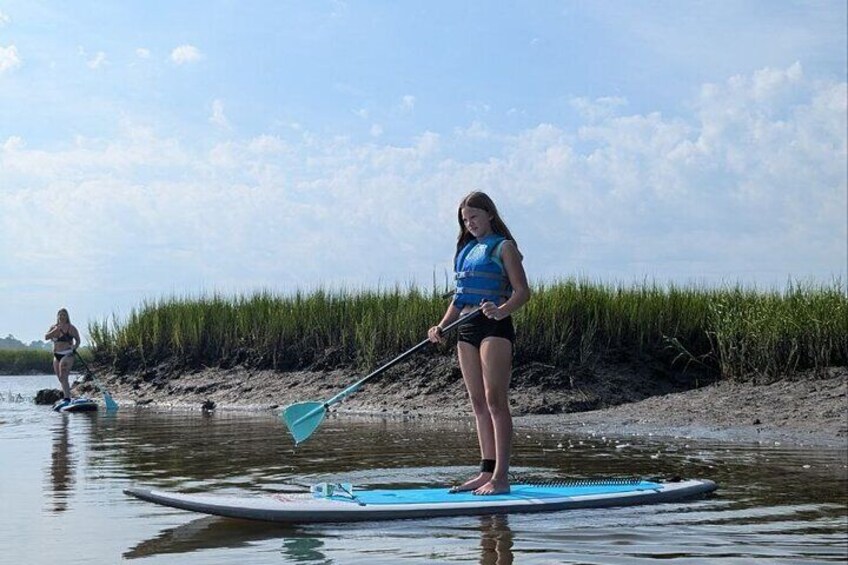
45;308;81;404
479;514;514;565
49;417;74;513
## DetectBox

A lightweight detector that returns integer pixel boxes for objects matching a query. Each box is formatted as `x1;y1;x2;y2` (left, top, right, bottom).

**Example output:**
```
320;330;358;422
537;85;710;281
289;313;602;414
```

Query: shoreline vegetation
0;349;93;376
89;279;846;382
11;279;848;446
0;349;54;375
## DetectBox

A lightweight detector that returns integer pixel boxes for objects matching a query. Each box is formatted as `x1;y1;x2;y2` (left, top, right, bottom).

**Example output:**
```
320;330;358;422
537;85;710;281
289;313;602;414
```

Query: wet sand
72;361;847;449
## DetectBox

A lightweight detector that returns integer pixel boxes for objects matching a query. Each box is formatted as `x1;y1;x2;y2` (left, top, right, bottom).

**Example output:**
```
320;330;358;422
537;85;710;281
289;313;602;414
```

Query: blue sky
1;1;846;344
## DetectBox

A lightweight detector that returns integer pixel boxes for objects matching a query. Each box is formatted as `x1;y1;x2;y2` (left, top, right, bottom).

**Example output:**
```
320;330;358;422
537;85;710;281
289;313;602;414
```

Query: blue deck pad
331;481;662;506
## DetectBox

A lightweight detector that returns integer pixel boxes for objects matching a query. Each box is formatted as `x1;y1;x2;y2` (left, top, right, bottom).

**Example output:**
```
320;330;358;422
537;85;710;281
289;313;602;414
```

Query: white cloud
466;101;491;114
135;48;151;59
0;10;10;26
454;121;491;140
401;95;415;111
171;44;202;65
0;64;844;343
248;134;288;154
571;96;628;122
3;136;25;151
0;44;21;73
750;61;803;100
87;51;107;69
370;124;383;137
210;99;230;129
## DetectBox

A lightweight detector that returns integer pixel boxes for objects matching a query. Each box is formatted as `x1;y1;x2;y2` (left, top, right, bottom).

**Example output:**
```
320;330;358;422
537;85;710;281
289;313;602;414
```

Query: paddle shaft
292;307;481;426
73;351;97;383
73;351;117;408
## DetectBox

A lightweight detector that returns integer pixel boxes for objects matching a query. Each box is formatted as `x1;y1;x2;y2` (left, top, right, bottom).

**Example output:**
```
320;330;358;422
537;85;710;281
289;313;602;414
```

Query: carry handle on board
281;306;482;445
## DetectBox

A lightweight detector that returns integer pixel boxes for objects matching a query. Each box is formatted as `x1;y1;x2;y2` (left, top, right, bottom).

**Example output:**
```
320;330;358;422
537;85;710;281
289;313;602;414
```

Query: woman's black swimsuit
53;329;74;361
55;330;73;343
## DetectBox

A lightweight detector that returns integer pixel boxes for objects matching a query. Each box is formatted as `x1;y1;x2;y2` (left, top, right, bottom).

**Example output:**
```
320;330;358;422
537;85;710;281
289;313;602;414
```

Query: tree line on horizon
0;334;52;351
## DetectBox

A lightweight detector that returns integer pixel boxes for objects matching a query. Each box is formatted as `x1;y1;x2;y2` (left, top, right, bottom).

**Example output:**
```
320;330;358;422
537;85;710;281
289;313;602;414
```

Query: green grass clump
520;279;846;382
706;281;847;379
0;349;55;375
89;287;444;373
88;279;847;382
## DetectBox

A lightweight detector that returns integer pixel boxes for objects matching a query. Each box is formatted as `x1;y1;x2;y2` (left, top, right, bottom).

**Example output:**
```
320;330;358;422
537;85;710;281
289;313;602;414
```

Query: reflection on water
478;515;514;565
281;536;331;564
123;509;514;564
48;416;74;512
123;516;328;561
2;374;847;564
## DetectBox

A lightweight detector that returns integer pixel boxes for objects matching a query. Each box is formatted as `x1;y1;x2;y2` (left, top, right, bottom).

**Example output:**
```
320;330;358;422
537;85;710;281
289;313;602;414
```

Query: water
1;374;846;564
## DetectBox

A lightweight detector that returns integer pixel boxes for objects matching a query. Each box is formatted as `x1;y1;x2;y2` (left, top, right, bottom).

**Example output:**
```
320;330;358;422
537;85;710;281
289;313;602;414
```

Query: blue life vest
453;234;512;307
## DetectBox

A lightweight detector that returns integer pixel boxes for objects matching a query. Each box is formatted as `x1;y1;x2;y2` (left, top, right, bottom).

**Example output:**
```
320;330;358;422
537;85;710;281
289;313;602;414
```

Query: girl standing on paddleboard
45;308;81;406
428;191;530;495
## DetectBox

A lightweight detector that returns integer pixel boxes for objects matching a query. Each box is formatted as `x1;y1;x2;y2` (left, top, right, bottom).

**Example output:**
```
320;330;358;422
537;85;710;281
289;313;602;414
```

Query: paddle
74;351;119;411
282;307;481;445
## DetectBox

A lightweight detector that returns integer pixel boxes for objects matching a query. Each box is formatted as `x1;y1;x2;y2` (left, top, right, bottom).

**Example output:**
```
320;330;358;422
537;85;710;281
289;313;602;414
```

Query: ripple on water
1;374;846;564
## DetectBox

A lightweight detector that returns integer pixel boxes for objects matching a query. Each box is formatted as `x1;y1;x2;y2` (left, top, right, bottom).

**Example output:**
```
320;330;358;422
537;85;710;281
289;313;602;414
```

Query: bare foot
448;473;492;493
473;479;510;496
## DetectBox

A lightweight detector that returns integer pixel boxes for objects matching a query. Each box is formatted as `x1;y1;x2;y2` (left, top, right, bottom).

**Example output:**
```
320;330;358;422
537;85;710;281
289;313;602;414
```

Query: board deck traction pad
315;478;657;506
124;477;718;523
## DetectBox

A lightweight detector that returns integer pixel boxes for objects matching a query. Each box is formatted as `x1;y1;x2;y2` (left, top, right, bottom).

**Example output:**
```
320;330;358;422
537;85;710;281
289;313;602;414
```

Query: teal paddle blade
73;352;118;412
281;401;326;445
102;391;119;412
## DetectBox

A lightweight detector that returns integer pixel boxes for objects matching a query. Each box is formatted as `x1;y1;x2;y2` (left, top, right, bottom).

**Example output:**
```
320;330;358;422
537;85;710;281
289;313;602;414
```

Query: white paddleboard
125;478;717;523
53;398;98;412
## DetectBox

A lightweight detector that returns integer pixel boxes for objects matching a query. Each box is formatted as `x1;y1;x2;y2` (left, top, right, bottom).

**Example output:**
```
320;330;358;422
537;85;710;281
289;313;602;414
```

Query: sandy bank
71;356;848;449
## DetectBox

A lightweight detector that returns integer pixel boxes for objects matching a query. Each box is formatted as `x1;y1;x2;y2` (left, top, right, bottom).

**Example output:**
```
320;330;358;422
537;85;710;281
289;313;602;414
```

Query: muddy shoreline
68;357;848;449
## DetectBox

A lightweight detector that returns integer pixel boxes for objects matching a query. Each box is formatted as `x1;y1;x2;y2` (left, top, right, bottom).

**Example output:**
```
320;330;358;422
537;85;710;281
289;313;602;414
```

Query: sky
1;0;846;344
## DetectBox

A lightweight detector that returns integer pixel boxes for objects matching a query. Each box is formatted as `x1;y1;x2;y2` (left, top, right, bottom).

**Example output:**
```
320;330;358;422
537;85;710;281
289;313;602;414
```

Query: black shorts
458;315;515;348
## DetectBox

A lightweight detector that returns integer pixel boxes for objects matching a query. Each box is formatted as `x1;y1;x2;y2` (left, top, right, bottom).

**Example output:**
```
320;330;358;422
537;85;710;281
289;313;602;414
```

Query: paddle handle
323;307;482;408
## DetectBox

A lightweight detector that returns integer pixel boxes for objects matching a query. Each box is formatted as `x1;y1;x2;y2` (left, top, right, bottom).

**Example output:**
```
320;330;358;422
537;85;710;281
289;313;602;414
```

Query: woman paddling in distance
428;191;530;496
45;308;81;405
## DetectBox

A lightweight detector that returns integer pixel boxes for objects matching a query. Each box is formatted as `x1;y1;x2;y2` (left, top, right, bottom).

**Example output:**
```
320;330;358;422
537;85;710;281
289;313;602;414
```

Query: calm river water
1;374;846;564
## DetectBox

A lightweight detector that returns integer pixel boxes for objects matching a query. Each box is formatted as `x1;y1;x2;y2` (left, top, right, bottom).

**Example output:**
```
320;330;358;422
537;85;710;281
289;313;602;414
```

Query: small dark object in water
753;418;762;425
36;389;64;405
201;400;215;413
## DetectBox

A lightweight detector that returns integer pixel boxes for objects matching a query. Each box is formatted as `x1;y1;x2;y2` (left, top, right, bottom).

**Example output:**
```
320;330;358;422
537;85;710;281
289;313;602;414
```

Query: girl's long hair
57;308;70;324
455;191;520;261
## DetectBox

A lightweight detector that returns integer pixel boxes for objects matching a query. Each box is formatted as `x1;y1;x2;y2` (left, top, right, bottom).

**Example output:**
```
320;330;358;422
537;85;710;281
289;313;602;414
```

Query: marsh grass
89;288;443;374
89;280;847;382
0;349;54;375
